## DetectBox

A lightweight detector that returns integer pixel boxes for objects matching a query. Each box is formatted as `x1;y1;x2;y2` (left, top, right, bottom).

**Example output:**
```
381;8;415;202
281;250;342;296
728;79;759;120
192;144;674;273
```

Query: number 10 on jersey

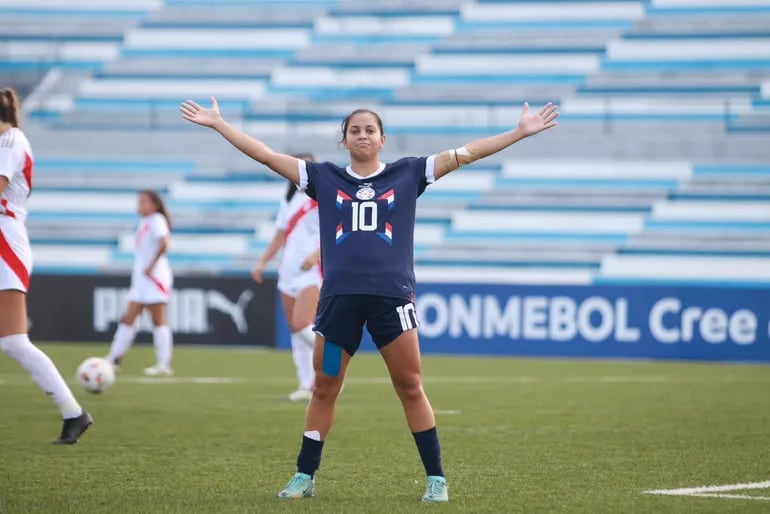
351;201;377;232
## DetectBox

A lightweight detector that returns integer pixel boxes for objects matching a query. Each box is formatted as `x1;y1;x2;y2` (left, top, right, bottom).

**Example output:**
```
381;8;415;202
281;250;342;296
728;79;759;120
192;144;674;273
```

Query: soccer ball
77;357;116;393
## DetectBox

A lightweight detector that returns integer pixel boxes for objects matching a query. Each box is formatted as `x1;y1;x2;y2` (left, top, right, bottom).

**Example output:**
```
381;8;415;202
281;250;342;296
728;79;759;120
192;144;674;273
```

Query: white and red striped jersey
133;212;171;273
275;192;319;279
0;128;33;223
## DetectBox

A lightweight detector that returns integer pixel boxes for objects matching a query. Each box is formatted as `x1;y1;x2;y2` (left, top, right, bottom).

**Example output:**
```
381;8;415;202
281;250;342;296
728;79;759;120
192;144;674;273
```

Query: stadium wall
29;274;276;347
276;283;770;363
32;272;768;362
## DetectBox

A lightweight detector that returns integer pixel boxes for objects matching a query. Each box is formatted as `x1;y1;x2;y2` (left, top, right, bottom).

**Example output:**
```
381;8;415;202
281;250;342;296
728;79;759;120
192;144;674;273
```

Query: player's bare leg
106;301;143;368
283;287;319;401
304;334;350;437
278;334;350;498
380;329;448;502
144;303;173;376
0;290;92;444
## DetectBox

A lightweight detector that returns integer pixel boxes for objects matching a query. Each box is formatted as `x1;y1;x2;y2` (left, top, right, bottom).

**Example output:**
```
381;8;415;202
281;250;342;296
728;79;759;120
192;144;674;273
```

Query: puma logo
206;290;255;333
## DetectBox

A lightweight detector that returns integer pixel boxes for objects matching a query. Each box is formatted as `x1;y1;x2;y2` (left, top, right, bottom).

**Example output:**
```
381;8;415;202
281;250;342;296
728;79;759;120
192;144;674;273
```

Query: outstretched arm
432;102;559;181
180;97;300;184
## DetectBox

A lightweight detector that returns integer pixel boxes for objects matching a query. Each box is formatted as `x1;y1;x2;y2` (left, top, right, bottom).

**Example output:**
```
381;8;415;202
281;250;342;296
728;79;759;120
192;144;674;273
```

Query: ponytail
0;88;21;127
140;189;172;230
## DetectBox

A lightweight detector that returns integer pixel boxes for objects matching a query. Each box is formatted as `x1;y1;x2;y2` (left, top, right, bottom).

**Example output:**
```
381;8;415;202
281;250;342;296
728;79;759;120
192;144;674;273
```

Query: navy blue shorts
313;294;419;356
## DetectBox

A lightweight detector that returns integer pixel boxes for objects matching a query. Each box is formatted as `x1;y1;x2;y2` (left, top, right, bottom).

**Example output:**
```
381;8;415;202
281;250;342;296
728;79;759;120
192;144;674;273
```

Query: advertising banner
276;283;770;362
28;274;276;346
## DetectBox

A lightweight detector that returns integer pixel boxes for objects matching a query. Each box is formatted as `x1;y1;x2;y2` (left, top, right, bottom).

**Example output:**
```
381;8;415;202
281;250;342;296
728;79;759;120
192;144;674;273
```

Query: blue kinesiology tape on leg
322;341;343;377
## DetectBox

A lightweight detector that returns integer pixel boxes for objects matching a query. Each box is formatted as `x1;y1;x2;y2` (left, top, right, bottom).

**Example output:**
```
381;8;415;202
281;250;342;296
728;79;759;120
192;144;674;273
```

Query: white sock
295;325;316;349
152;325;173;368
0;334;83;419
290;332;315;390
107;323;135;363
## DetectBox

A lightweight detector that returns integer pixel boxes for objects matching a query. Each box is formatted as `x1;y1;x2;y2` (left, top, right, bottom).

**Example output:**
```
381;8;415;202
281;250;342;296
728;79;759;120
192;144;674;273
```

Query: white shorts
127;273;173;305
0;218;31;293
277;265;322;298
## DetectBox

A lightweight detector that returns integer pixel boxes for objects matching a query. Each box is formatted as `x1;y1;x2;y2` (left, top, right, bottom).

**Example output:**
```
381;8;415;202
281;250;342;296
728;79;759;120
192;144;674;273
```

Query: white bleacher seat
502;160;693;180
32;245;113;266
415;54;600;75
1;42;119;61
169;182;287;201
0;0;160;9
415;224;446;245
651;0;770;7
607;39;770;61
460;2;646;21
416;266;594;285
600;255;770;281
314;16;455;36
451;211;645;234
242;121;341;138
651;200;770;221
271;67;411;88
29;192;138;213
119;233;249;255
100;58;283;78
79;78;266;99
123;28;310;49
380;106;490;127
429;171;497;192
562;97;754;116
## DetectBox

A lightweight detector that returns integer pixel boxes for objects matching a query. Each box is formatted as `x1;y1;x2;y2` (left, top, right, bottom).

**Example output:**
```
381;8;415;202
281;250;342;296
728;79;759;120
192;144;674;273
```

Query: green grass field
1;343;769;513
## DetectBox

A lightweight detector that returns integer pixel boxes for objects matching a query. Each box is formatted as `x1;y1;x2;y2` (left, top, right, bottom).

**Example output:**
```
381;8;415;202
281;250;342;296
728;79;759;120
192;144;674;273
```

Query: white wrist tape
452;146;471;167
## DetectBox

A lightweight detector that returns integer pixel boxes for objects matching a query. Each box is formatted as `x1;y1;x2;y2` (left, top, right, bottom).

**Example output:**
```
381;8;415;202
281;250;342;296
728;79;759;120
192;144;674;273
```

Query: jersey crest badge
356;185;375;200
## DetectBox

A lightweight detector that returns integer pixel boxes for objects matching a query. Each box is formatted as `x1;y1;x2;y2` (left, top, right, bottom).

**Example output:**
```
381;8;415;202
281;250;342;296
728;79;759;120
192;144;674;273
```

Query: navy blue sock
296;435;324;477
412;427;444;477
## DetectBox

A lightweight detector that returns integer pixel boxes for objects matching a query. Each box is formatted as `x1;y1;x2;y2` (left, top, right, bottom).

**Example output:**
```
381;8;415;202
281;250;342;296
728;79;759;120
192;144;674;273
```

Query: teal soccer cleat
277;473;315;499
422;475;449;503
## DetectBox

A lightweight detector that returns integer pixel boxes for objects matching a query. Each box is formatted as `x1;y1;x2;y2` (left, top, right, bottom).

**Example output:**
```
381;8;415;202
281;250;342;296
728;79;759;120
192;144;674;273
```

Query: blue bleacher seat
2;0;768;284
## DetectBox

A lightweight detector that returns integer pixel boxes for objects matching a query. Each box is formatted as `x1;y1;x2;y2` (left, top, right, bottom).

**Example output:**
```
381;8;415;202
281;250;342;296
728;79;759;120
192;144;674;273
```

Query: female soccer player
251;157;320;402
106;190;174;376
0;87;92;444
181;97;558;503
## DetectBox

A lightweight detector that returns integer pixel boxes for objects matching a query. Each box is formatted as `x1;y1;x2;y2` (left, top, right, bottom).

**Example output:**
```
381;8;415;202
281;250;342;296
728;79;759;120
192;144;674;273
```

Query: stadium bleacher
1;0;769;284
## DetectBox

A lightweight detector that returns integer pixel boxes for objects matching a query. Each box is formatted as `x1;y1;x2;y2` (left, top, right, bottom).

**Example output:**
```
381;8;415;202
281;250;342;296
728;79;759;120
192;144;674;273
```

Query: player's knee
120;313;136;325
392;373;424;402
312;374;342;402
288;317;308;333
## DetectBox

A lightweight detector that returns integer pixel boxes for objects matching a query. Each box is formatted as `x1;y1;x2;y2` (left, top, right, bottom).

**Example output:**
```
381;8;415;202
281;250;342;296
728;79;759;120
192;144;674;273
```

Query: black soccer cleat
52;411;93;445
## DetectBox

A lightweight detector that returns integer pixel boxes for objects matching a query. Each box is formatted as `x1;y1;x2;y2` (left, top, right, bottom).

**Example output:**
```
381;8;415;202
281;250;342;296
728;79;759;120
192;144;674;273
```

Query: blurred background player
180;97;558;503
251;153;320;402
106;190;174;376
0;87;92;444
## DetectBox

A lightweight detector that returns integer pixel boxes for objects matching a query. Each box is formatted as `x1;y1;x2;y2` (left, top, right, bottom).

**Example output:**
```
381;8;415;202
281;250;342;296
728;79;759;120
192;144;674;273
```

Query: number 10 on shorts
396;303;419;332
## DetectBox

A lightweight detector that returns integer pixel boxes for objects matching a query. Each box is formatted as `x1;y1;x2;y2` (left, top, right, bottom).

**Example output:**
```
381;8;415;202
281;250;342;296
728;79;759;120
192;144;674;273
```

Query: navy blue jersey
299;156;435;300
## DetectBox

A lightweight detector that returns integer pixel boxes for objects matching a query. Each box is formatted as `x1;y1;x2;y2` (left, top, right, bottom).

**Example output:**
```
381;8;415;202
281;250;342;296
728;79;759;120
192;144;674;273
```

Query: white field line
645;480;770;501
117;376;243;384
689;494;770;501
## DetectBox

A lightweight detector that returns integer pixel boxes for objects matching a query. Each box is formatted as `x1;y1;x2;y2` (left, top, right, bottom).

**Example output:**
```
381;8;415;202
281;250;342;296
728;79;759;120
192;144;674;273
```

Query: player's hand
143;266;154;278
251;264;265;284
517;102;559;137
300;254;319;271
180;97;223;128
